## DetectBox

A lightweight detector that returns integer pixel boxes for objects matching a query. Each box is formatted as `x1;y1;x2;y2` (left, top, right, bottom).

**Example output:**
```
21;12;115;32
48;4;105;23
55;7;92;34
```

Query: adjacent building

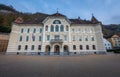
7;12;106;55
109;35;120;49
103;38;112;50
0;33;9;53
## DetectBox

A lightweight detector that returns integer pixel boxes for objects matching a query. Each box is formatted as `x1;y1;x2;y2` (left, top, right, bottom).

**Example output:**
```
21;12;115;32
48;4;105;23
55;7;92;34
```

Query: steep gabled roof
91;15;100;24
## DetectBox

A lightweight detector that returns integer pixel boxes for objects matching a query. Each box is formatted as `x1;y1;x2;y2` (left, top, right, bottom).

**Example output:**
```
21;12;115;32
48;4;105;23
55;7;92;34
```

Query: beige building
0;33;9;54
7;13;106;55
109;35;120;49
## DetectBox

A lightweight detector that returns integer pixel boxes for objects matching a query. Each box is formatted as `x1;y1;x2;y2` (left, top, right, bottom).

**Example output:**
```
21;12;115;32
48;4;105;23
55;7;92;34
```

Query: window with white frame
73;35;76;41
79;36;82;41
85;36;88;41
64;35;67;41
47;35;50;41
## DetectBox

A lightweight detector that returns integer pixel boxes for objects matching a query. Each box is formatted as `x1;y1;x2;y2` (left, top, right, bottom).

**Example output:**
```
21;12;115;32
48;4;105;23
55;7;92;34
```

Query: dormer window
53;20;61;24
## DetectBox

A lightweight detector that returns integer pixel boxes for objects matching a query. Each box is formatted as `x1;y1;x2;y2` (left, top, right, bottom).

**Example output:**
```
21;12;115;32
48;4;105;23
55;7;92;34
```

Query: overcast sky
0;0;120;24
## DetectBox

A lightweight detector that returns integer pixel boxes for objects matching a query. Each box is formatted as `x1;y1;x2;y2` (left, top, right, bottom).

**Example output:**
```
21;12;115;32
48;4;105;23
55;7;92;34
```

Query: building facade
0;33;9;54
103;38;112;50
109;35;120;49
7;13;106;55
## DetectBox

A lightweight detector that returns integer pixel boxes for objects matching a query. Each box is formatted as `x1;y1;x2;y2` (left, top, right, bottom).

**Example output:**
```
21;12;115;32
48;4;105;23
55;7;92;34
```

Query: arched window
19;36;22;42
85;36;88;41
66;25;69;31
92;45;96;50
79;45;83;50
26;36;29;42
91;36;94;41
27;28;30;33
39;36;42;41
18;45;21;50
55;25;59;32
31;45;34;50
25;45;28;50
21;28;24;33
73;45;76;50
53;20;61;24
33;28;36;33
86;45;89;50
46;25;48;31
51;25;54;32
60;25;64;32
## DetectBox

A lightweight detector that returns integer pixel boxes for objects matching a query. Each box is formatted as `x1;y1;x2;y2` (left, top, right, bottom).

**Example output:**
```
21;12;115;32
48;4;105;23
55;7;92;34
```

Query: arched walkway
54;45;60;55
45;45;50;55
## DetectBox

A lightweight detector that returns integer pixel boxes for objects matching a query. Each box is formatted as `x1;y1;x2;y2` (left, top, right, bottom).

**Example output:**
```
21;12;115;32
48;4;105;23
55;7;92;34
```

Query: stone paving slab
0;54;120;77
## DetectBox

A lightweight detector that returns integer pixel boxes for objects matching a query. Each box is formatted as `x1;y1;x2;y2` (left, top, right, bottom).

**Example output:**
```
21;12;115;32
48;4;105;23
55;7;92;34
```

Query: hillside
0;4;120;37
0;4;48;33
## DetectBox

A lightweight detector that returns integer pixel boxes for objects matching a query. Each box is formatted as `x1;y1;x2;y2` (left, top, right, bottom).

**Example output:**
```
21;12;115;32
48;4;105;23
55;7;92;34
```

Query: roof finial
57;8;59;13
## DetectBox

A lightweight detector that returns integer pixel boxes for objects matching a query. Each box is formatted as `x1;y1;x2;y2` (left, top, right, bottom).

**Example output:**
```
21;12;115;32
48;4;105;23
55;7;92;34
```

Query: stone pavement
0;54;120;77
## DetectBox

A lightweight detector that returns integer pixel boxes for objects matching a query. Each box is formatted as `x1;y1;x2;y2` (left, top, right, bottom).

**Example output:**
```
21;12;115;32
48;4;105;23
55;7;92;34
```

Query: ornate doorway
54;45;60;55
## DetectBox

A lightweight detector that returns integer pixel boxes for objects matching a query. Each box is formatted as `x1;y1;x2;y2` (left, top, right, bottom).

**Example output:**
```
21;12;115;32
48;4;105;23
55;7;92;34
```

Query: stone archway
63;45;69;55
54;45;60;55
45;45;50;54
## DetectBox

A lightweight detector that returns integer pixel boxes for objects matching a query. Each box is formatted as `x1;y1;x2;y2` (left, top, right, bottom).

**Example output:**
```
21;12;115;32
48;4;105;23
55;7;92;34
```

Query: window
60;25;64;32
73;36;76;41
26;36;29;42
27;28;30;33
66;25;69;31
55;25;59;32
47;35;50;41
51;25;54;32
78;28;80;33
25;45;28;50
32;34;35;41
64;35;67;41
38;45;41;50
18;45;21;50
40;28;42;33
92;45;96;50
33;28;36;33
91;28;94;33
85;28;87;33
72;28;74;32
79;45;83;50
19;36;22;42
55;35;60;40
53;20;61;24
73;45;76;50
85;36;88;41
79;36;82;41
46;25;48;31
39;36;42;41
31;45;34;50
21;28;24;33
86;45;89;50
91;36;94;41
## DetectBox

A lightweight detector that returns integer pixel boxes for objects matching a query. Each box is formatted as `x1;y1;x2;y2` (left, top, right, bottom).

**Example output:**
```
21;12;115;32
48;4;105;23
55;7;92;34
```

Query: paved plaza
0;54;120;77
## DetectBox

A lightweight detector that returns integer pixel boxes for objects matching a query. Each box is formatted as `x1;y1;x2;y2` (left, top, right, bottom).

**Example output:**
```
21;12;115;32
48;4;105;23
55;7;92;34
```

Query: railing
50;39;63;44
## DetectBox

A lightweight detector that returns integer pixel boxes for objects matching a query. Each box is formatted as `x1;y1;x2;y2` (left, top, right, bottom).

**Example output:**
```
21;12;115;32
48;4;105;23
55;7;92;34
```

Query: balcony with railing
50;39;63;44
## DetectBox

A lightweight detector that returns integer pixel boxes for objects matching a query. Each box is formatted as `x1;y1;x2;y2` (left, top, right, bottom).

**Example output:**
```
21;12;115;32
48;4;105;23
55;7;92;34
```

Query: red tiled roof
14;13;100;24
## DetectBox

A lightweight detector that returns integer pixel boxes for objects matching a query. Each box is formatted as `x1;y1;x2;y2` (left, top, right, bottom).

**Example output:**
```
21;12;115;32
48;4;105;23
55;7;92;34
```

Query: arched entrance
45;45;50;55
54;45;60;55
63;45;69;55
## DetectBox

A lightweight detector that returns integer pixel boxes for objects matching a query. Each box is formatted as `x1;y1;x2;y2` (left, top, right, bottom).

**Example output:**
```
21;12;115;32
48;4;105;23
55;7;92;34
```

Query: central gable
42;13;71;25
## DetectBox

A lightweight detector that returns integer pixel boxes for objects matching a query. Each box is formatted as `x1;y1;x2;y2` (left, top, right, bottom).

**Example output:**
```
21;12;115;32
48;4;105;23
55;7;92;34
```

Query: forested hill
0;4;48;33
0;4;120;37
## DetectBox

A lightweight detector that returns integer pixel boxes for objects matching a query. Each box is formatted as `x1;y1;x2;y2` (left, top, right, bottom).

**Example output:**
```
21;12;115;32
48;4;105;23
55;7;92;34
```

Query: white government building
7;12;106;55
